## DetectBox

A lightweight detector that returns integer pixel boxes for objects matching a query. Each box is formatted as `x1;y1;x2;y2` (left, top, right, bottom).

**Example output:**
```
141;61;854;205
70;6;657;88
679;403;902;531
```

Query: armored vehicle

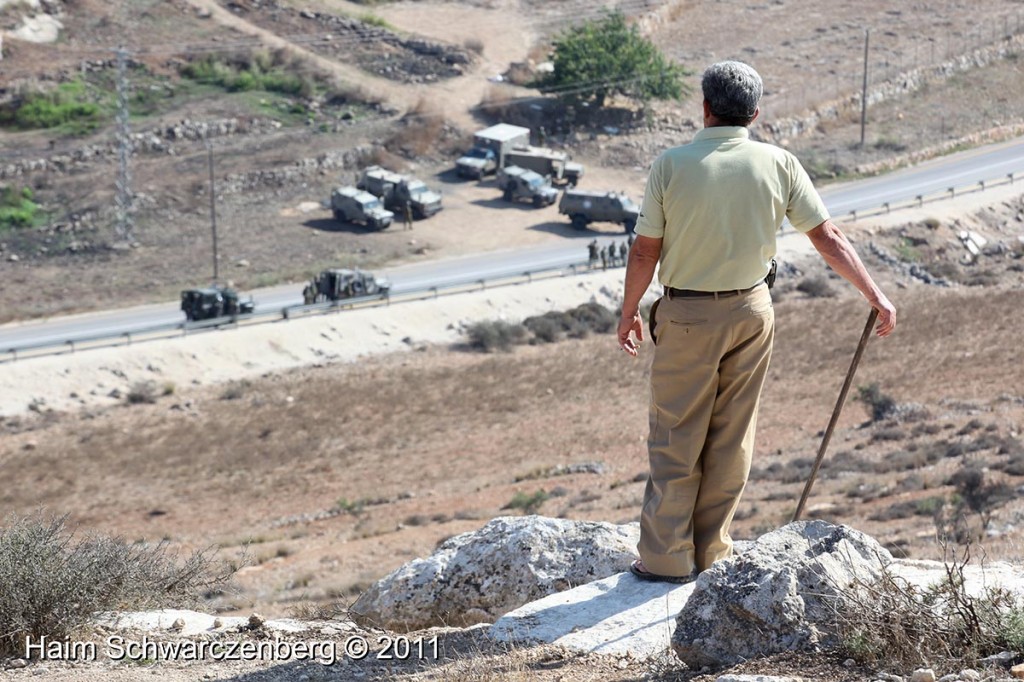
356;166;443;219
330;186;394;230
311;268;390;303
181;286;255;322
504;146;584;186
496;165;559;207
455;123;531;179
558;189;640;233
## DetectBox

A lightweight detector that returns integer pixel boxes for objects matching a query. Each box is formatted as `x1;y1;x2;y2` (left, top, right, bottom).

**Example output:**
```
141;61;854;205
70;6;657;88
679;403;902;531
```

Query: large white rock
490;571;695;658
350;515;640;631
672;521;892;670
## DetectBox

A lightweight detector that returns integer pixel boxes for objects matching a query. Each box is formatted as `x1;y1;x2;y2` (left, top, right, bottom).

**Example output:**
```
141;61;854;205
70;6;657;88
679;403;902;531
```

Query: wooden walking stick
792;307;879;523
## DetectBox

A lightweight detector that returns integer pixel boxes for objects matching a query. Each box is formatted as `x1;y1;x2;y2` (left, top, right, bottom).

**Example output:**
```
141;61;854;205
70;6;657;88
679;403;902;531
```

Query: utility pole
206;141;219;282
114;47;134;243
859;29;870;148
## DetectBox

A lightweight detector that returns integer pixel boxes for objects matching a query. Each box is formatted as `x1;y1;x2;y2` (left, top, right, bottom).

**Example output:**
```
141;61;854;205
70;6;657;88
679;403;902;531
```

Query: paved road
2;136;1023;352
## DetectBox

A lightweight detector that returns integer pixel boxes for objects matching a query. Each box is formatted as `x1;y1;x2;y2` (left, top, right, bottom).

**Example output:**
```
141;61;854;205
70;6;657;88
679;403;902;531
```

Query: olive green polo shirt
635;126;829;291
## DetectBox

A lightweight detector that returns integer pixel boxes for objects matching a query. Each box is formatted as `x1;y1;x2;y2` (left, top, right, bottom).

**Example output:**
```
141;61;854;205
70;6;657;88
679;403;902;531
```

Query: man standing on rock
617;61;896;583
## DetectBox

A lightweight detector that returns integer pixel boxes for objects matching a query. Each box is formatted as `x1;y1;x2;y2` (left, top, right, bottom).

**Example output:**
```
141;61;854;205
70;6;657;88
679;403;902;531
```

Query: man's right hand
618;311;644;357
873;294;897;337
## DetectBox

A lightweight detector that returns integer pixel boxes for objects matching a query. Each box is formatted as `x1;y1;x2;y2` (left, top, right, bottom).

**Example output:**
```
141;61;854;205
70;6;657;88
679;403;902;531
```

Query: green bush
181;54;314;97
0;514;232;657
0;186;42;232
0;81;102;133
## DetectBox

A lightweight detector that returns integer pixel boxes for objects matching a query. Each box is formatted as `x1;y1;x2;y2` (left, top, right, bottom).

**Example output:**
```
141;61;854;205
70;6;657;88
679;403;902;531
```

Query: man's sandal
629;560;694;585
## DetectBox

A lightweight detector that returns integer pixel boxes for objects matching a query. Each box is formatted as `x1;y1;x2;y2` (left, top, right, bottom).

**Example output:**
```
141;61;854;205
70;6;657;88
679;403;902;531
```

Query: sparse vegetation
795;275;835;298
0;186;44;233
0;514;232;658
836;546;1024;671
125;380;160;405
180;52;316;99
502;490;549;514
464;303;616;352
0;80;103;134
856;383;897;422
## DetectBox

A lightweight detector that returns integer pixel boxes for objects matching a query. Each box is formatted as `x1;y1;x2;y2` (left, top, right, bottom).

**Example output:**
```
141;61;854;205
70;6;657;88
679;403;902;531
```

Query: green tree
539;12;689;109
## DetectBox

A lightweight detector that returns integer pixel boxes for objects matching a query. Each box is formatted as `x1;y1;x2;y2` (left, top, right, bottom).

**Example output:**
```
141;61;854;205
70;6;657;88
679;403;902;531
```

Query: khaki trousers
639;284;774;577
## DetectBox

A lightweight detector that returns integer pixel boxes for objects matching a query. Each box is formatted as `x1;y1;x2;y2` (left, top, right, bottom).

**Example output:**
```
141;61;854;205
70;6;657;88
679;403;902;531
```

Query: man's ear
750;106;760;124
702;99;711;118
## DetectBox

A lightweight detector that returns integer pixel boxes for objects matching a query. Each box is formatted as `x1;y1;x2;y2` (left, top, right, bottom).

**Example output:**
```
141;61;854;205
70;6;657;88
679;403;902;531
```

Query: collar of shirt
693;126;750;142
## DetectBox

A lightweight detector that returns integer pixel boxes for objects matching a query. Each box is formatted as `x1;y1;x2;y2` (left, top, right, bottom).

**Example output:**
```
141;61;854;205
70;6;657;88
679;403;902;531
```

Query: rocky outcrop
350;515;640;631
672;521;892;670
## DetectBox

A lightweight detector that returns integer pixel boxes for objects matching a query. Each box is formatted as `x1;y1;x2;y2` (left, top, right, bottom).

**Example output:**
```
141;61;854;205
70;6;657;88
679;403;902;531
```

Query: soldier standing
588;239;599;268
600;246;608;270
619;241;628;266
538;125;547;147
403;201;414;230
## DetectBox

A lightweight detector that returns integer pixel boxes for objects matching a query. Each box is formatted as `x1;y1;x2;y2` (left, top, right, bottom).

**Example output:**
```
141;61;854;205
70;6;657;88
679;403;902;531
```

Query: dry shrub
835;545;1024;672
0;514;233;658
478;84;519;121
796;275;836;298
463;38;484;56
386;97;444;158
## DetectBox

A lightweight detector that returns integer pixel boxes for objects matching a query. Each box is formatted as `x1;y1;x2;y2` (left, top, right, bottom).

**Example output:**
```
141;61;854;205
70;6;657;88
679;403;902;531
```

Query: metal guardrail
0;261;605;363
843;172;1017;222
1;168;1019;363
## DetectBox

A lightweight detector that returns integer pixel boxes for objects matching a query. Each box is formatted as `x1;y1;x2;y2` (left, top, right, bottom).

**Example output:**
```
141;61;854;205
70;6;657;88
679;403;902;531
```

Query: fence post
431;286;438;299
948;187;955;198
850;210;857;222
979;180;985;191
66;340;75;354
883;202;890;214
124;332;131;346
1009;172;1014;185
917;194;923;207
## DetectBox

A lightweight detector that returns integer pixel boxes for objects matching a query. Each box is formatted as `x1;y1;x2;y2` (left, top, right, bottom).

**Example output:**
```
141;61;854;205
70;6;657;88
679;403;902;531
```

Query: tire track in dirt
183;0;537;132
184;0;419;112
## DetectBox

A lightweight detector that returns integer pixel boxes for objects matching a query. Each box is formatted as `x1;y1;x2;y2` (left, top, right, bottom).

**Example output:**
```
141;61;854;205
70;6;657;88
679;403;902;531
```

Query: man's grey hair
702;61;763;126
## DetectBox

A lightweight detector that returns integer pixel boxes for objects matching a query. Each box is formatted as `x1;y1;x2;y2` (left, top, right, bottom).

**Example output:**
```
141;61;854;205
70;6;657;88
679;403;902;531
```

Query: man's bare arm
617;235;663;356
805;220;896;337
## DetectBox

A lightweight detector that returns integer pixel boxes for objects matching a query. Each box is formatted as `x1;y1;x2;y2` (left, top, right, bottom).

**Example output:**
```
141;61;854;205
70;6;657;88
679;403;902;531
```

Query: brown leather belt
664;284;759;300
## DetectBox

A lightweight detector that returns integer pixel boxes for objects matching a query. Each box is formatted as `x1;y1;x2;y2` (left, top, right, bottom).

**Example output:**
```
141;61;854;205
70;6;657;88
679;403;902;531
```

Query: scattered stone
712;671;798;675
979;651;1015;667
8;254;19;262
910;669;936;682
959;670;981;681
212;618;223;629
673;521;892;670
1010;663;1024;680
169;617;186;631
351;516;640;631
236;259;250;268
248;613;265;629
7;659;28;669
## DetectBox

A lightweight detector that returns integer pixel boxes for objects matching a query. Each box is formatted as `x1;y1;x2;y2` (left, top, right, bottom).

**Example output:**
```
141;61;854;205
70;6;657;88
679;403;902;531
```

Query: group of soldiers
587;236;633;270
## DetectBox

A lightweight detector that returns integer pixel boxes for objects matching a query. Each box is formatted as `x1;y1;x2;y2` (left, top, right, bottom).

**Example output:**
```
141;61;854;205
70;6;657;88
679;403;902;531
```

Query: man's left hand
618;311;644;357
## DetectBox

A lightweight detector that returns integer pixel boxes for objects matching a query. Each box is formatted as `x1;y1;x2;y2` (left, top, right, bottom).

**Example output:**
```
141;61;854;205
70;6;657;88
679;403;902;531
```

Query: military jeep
496;165;559;208
558;189;640;233
181;286;255;321
311;268;390;302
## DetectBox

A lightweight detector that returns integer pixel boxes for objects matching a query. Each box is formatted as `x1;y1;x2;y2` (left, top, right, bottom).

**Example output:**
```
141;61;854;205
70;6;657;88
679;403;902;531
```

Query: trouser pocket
649;297;662;345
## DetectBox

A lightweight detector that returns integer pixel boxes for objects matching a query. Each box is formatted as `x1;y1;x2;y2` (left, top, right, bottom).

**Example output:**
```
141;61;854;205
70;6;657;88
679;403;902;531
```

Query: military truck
496;165;559;207
311;268;390;303
504;146;584;186
455;123;531;179
330;186;394;230
356;166;443;219
558;189;640;233
180;286;255;322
